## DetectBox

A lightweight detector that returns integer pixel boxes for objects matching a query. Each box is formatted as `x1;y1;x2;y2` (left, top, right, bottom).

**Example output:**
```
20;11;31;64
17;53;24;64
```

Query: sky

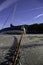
0;0;43;29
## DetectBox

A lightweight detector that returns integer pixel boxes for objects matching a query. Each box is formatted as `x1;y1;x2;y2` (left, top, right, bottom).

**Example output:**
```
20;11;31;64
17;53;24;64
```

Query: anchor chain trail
9;33;24;65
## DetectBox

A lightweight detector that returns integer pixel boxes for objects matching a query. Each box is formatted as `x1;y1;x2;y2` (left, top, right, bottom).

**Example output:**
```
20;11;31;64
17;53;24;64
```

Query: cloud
19;6;43;13
29;7;43;11
33;13;43;19
0;0;18;12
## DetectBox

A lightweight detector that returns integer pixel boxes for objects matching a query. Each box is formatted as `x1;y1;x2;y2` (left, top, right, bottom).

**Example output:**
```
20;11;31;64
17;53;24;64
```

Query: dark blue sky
0;0;43;29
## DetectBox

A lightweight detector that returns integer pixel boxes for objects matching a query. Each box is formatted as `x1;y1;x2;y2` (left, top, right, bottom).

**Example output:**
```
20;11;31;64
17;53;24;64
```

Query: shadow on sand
0;36;18;65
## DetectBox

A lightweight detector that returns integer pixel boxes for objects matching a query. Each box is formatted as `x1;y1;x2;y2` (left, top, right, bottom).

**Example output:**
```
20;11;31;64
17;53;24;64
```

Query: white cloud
19;7;43;13
0;0;18;12
34;13;43;19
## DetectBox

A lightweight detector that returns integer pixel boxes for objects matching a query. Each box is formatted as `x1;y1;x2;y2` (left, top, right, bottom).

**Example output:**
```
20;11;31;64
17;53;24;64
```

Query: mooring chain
9;33;24;65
